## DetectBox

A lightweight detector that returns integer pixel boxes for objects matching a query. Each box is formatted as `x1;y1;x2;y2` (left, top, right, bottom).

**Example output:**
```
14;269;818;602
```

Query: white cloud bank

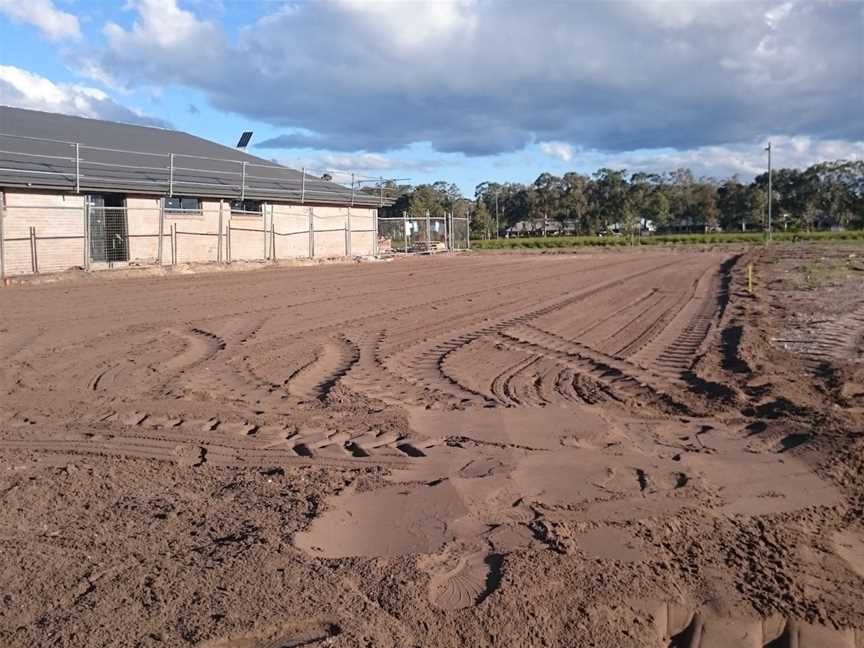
542;136;864;180
0;0;80;41
0;65;168;127
82;0;861;159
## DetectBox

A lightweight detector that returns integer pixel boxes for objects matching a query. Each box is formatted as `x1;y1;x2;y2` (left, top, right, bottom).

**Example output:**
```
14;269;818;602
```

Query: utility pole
765;141;773;242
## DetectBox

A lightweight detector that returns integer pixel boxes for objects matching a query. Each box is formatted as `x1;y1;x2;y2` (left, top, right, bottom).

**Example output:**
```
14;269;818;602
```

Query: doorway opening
87;194;128;264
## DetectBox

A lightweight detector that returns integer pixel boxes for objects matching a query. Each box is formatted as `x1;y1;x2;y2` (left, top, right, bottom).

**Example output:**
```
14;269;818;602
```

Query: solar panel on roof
236;131;253;149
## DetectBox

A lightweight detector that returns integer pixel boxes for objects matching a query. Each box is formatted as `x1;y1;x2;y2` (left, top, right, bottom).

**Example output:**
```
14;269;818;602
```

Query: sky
0;0;862;195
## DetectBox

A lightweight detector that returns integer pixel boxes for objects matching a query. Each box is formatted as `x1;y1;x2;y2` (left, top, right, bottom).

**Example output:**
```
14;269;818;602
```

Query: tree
533;173;563;233
717;178;750;231
561;172;590;234
471;201;494;239
691;184;719;232
745;184;767;230
407;185;448;219
591;169;630;233
646;190;671;230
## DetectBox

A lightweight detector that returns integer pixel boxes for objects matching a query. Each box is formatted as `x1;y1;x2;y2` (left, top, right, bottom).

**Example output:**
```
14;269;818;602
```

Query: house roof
0;106;386;207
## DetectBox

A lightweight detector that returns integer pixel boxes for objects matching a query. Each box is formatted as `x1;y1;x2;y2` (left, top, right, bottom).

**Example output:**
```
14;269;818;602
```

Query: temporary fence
0;195;380;278
376;211;470;255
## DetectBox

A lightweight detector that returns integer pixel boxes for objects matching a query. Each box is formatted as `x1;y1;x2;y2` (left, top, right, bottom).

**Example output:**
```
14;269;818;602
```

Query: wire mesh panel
348;207;376;257
124;200;162;263
1;201;87;275
377;217;409;254
36;211;87;273
167;200;220;264
271;206;311;259
312;207;348;257
227;209;265;261
451;216;470;250
429;217;447;251
87;202;130;266
406;217;430;252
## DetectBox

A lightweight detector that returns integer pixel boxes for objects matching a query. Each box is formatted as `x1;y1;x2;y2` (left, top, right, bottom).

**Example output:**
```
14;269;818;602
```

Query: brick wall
1;190;86;276
1;188;378;276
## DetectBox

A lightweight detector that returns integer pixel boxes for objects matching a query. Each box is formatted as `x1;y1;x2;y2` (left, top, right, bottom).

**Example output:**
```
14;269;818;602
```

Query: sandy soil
0;246;862;647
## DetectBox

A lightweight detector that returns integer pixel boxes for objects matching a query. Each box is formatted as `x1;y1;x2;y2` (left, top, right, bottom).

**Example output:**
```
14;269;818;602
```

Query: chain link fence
0;195;381;279
376;212;470;255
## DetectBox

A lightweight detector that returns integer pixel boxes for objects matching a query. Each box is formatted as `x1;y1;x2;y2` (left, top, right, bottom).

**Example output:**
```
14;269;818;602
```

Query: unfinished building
0;106;388;277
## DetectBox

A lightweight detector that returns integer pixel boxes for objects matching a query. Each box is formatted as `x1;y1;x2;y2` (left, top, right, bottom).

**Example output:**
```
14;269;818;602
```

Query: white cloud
765;1;795;28
98;0;223;85
333;0;478;52
0;0;80;41
538;141;574;162
280;152;440;180
604;136;864;179
87;0;862;160
0;65;168;127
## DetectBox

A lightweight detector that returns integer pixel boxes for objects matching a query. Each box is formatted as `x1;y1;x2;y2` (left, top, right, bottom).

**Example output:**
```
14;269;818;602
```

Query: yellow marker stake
748;263;753;294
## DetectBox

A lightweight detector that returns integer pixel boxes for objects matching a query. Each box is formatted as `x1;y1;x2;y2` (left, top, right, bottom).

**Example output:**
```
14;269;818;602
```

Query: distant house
505;218;582;237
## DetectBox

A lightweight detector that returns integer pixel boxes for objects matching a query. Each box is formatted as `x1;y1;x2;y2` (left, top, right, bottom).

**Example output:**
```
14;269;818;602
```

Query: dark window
164;196;201;214
230;199;263;215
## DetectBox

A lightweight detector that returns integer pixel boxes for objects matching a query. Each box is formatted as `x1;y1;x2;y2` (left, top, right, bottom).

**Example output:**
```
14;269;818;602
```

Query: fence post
425;210;431;252
308;208;314;258
83;201;90;270
467;211;471;250
350;173;356;207
301;168;306;204
0;191;6;281
157;198;164;265
171;223;176;265
30;226;38;274
271;219;276;261
82;201;87;269
451;212;455;253
346;207;352;257
75;143;80;194
262;203;267;260
403;211;408;253
344;221;349;257
379;176;384;207
444;209;449;252
373;208;379;257
168;153;175;197
227;219;232;263
217;200;224;263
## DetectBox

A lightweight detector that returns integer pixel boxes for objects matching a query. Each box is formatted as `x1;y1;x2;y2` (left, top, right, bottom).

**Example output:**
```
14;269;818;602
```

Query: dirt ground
0;246;862;647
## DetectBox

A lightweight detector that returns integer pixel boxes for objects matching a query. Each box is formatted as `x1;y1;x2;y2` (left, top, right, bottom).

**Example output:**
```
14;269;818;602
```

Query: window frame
230;199;264;217
163;196;202;217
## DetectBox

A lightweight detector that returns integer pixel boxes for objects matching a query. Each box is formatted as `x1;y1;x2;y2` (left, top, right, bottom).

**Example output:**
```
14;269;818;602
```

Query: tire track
287;337;360;400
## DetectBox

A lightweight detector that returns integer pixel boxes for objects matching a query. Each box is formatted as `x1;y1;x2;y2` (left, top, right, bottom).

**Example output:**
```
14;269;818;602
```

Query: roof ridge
0;104;175;134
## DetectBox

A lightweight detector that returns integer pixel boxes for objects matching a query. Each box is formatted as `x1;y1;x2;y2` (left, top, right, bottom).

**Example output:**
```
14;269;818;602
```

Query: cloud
278;152;441;180
538;141;574;162
0;0;81;40
100;0;224;85
87;0;862;158
602;136;864;179
0;65;169;128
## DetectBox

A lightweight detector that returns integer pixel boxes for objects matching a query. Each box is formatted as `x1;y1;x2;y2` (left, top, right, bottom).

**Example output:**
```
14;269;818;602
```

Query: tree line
376;160;863;238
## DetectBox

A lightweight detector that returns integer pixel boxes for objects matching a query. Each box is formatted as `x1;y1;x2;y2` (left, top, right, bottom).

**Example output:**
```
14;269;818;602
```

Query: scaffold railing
0;131;401;207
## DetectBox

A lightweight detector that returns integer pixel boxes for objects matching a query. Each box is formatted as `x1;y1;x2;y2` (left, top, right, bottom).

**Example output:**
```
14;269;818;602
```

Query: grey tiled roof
0;106;385;207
